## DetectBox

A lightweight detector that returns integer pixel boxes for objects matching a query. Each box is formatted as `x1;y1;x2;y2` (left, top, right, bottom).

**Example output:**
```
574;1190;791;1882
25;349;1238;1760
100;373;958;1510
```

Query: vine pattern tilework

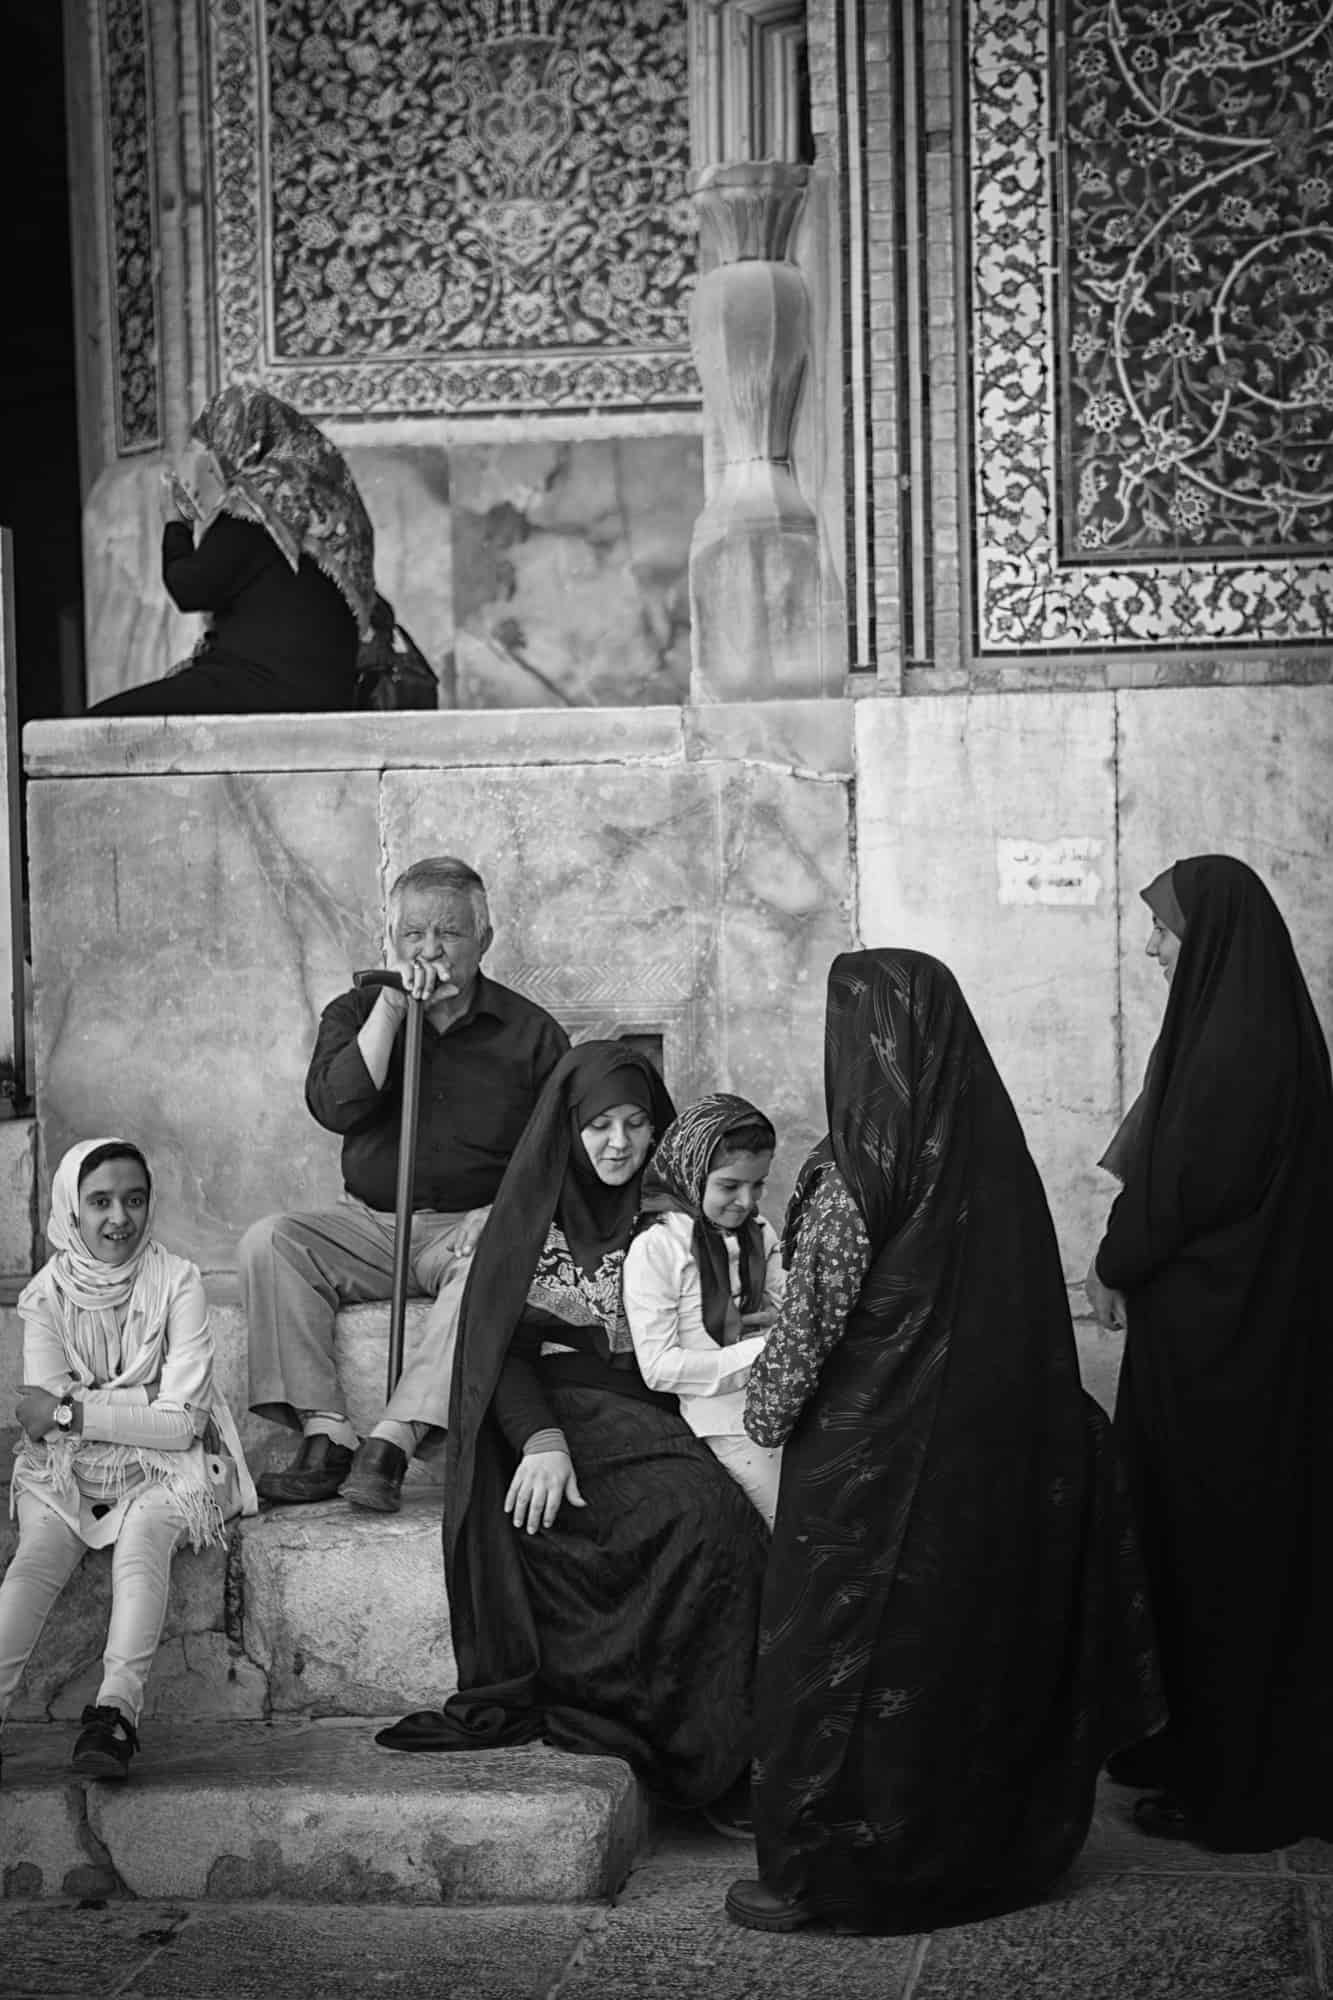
207;0;699;416
1063;0;1333;564
103;0;162;452
969;0;1333;650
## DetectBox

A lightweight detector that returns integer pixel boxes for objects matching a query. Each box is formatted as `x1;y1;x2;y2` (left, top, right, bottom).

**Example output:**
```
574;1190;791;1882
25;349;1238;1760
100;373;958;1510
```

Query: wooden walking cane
352;968;424;1399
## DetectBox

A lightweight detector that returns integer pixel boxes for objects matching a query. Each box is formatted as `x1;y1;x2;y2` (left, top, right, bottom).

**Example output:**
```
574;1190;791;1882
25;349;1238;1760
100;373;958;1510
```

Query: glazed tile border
104;0;163;453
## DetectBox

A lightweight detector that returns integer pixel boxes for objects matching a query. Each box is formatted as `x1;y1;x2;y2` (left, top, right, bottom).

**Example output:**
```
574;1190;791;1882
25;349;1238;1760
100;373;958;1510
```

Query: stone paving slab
1;1720;641;1906
910;1877;1319;2000
563;1846;921;2000
2;1803;1333;2000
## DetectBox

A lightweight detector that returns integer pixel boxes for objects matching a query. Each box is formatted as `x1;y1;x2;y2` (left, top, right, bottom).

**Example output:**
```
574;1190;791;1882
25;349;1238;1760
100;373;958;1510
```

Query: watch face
55;1401;73;1426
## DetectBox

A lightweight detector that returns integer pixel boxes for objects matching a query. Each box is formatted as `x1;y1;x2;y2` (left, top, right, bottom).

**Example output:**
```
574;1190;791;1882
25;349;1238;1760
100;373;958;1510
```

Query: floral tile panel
970;0;1333;650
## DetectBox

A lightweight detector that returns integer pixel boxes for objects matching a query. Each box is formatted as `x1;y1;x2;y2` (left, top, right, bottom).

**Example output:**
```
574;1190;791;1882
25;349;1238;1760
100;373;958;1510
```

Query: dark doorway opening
1;0;85;725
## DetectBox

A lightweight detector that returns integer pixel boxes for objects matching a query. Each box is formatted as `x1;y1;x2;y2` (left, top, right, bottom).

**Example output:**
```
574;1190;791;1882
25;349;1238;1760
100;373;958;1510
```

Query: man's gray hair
388;856;491;938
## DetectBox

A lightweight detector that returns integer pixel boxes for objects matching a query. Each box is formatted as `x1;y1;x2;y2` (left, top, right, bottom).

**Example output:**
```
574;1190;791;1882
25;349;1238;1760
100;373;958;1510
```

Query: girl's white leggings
0;1484;188;1729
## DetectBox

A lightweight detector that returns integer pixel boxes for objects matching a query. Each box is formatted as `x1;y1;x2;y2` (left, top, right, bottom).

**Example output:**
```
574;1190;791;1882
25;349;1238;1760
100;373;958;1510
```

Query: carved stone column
688;162;822;702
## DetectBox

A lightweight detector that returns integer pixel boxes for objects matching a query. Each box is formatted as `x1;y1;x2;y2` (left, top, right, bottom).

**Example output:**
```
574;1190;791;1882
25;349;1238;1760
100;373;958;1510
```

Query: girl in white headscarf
1;1140;255;1782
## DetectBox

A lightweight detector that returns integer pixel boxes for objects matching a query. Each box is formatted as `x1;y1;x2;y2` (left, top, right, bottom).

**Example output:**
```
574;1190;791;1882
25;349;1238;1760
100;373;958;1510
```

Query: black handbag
355;594;439;711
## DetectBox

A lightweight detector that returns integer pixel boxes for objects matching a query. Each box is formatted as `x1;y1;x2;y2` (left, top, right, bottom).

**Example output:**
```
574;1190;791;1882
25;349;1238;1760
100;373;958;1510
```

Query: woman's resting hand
1084;1258;1127;1332
505;1449;586;1534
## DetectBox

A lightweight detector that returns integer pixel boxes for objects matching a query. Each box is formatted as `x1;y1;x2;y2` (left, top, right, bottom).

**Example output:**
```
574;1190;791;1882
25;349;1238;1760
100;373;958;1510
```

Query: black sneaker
70;1704;138;1780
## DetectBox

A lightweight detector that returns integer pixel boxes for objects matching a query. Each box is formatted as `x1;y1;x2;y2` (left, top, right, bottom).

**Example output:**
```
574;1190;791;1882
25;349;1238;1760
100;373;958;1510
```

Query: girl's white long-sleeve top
622;1212;786;1438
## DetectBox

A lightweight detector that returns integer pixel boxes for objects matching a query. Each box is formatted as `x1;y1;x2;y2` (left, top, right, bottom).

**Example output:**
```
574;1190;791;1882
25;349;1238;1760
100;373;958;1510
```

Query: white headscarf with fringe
22;1138;174;1389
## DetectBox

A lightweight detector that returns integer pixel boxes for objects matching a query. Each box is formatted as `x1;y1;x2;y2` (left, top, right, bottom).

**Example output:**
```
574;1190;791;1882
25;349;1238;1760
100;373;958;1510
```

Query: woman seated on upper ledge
86;385;375;717
376;1040;769;1830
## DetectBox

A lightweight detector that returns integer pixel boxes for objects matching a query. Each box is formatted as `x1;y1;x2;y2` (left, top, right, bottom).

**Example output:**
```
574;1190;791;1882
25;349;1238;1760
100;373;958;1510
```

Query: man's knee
238;1212;304;1273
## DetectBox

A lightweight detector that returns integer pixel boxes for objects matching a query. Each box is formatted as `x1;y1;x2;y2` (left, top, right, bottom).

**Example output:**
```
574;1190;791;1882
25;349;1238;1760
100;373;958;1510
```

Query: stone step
2;1493;456;1726
0;1718;643;1905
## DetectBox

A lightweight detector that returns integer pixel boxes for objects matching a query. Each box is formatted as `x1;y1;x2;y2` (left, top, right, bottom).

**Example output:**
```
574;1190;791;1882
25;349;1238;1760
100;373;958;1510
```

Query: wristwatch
53;1396;75;1429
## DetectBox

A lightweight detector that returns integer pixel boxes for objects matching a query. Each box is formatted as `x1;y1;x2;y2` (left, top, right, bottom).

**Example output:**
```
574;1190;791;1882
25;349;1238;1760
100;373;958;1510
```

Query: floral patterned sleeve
743;1168;872;1448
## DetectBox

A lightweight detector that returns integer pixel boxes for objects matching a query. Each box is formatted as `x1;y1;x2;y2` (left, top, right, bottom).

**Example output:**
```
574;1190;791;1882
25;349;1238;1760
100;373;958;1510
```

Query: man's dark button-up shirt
305;972;570;1213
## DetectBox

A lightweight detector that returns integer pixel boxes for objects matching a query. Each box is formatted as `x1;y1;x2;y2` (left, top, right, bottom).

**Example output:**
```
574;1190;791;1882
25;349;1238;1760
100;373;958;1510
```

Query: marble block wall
24;705;852;1275
449;438;700;710
81;434;701;711
21;686;1333;1296
855;687;1333;1288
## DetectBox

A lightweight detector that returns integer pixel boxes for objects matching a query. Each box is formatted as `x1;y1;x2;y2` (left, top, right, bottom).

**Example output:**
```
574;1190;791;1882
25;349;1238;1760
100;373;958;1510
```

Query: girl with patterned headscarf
1;1140;255;1784
622;1092;786;1527
87;385;375;717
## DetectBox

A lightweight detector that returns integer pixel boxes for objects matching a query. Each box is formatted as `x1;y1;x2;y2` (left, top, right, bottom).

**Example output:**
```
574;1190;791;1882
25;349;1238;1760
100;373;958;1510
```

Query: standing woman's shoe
70;1704;138;1780
725;1877;820;1932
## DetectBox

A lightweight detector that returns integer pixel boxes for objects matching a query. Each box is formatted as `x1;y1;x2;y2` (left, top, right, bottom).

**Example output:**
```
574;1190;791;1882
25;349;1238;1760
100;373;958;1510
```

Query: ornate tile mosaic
969;0;1333;650
103;0;163;453
206;0;699;416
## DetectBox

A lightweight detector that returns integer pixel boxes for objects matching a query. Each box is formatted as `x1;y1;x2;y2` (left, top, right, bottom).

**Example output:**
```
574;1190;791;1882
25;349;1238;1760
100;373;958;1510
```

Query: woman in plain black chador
1088;855;1333;1851
727;950;1160;1936
376;1041;768;1812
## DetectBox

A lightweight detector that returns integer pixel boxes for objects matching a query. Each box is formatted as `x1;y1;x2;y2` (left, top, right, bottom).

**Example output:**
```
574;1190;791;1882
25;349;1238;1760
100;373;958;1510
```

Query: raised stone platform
0;1720;642;1905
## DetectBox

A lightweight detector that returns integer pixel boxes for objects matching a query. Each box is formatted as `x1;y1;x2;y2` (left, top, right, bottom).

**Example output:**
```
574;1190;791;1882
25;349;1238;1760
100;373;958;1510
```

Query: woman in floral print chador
727;950;1161;1935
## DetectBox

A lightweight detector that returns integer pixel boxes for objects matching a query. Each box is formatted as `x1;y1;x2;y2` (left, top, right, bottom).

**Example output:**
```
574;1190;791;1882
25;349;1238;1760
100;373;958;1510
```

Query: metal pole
353;968;424;1399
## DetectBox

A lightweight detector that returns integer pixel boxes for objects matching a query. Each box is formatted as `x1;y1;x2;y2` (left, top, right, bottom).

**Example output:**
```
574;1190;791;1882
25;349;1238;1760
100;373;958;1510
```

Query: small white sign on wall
996;837;1104;907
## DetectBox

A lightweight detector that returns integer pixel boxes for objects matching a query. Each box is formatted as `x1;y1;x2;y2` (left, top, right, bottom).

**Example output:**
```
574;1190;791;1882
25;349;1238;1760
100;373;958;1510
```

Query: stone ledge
22;700;857;779
0;1720;643;1904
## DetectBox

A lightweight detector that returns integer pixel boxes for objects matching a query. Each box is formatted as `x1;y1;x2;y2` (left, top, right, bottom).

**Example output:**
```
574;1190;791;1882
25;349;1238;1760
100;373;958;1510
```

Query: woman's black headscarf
641;1092;775;1343
1098;854;1331;1243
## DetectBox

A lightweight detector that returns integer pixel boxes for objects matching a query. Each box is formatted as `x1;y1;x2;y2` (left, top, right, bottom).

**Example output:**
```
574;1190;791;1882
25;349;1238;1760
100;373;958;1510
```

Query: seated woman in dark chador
1087;855;1333;1851
727;950;1161;1936
87;385;375;716
377;1041;769;1815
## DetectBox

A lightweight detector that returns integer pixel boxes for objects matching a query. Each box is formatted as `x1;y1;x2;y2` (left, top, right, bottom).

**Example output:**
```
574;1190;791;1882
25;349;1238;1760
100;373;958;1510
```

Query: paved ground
2;1779;1330;2000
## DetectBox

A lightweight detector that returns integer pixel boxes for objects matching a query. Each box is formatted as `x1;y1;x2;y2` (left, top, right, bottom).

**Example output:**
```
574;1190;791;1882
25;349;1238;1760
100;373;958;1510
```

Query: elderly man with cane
241;855;569;1512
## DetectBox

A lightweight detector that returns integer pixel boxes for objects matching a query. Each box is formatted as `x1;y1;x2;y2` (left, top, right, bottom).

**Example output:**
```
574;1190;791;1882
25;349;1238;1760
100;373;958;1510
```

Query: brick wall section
922;0;962;672
810;0;904;680
861;0;901;681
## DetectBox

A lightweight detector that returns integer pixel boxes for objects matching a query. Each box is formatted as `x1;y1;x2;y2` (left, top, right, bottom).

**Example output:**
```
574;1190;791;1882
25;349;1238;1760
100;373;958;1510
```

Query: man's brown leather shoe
255;1434;354;1506
341;1437;407;1513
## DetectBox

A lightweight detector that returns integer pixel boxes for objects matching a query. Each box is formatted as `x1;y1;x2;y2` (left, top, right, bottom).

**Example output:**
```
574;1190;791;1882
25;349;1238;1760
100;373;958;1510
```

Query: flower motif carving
104;0;162;452
208;0;698;415
969;0;1333;649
